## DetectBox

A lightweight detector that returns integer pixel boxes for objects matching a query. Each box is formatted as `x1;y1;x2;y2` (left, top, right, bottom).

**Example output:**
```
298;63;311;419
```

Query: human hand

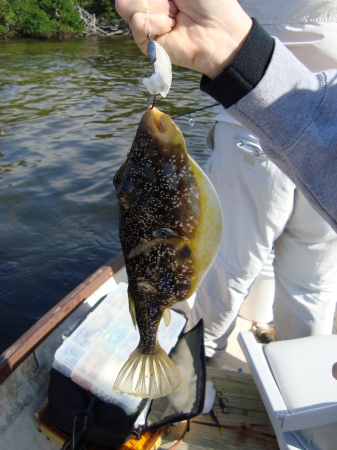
116;0;252;79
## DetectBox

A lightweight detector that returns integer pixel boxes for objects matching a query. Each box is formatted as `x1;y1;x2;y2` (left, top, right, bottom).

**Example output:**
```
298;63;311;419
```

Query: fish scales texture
113;107;223;399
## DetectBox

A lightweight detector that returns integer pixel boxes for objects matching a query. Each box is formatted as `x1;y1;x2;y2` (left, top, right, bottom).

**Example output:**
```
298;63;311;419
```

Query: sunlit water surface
0;36;218;353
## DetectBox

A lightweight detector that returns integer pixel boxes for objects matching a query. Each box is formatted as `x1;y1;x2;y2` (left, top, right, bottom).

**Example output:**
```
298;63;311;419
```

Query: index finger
116;0;178;24
130;12;176;54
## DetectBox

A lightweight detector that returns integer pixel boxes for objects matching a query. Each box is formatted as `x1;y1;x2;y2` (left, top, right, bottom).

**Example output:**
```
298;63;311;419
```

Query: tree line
0;0;118;39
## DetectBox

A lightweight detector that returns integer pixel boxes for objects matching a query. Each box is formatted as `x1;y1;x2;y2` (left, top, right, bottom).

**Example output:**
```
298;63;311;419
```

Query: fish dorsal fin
128;293;137;328
163;308;171;327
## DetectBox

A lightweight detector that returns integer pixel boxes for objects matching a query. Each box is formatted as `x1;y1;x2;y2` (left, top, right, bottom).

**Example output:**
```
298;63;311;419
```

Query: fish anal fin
113;344;182;399
128;294;137;328
162;308;171;327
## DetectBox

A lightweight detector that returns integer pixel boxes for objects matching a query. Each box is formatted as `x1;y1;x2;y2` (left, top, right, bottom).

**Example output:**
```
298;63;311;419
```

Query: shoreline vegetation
0;0;131;40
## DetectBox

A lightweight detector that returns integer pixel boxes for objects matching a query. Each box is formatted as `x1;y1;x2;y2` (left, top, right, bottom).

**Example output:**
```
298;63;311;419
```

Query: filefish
113;107;222;399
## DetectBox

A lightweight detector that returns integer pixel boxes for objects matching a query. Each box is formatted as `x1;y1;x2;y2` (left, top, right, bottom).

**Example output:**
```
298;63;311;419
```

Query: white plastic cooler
53;282;186;414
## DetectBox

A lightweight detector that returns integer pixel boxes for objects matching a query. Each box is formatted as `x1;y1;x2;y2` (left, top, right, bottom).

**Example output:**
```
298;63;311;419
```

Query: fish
113;107;223;399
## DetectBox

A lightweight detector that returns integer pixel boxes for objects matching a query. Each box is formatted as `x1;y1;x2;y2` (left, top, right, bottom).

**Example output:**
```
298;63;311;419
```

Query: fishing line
145;0;151;38
172;103;220;120
145;0;157;107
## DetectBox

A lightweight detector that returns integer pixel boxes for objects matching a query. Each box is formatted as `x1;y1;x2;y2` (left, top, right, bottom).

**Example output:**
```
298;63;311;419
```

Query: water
0;36;218;353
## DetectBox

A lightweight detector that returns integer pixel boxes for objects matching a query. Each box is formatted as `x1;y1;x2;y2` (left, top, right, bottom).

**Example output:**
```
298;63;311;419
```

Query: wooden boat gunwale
0;253;125;386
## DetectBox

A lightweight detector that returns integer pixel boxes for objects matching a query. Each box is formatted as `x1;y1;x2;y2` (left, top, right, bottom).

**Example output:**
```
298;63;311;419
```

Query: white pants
175;121;337;358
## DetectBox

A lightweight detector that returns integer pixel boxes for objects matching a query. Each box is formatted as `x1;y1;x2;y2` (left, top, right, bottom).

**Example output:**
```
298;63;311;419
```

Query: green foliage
0;1;9;36
0;24;9;37
0;3;5;26
10;0;53;37
0;0;85;38
74;0;116;22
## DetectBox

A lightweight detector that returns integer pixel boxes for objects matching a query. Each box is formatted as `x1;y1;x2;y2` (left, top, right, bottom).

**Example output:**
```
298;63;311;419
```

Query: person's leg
273;189;337;340
175;120;295;357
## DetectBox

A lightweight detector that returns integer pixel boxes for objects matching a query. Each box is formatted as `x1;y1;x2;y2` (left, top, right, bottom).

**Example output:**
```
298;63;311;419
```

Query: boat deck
160;366;278;449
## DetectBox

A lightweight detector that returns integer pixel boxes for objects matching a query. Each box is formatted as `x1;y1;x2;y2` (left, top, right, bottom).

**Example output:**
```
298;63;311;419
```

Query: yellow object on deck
117;429;164;450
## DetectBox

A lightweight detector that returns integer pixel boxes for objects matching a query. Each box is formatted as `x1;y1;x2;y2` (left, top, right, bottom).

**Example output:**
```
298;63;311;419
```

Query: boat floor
160;365;278;449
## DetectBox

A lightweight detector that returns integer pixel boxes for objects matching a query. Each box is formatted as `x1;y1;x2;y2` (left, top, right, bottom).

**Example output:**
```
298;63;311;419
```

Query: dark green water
0;36;217;353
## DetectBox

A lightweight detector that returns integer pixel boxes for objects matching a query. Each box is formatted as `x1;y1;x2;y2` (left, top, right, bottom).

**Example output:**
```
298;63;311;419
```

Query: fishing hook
147;33;157;109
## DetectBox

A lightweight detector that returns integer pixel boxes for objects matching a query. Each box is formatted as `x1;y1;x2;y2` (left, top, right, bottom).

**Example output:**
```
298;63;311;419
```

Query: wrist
205;14;253;79
200;19;275;108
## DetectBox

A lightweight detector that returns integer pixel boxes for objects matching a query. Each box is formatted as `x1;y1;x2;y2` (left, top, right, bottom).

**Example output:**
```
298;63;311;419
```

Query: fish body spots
113;108;223;399
114;109;200;353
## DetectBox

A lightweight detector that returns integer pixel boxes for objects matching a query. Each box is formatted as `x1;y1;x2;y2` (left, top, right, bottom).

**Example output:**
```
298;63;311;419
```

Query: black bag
44;319;206;449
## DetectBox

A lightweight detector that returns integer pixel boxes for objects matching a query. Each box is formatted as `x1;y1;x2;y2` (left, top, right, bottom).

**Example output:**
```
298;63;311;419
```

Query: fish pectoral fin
113;345;182;399
128;294;137;328
162;308;171;327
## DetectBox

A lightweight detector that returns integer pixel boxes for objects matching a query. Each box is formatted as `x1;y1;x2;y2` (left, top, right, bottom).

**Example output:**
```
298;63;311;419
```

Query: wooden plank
0;254;125;385
160;421;277;450
160;368;278;449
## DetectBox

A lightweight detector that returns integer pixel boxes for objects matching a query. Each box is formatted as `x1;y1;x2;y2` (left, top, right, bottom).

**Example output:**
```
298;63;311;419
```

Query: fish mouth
145;107;180;141
151;107;168;133
142;107;185;149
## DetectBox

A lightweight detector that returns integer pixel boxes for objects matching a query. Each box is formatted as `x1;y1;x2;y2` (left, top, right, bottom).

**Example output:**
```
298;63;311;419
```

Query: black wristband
200;18;275;108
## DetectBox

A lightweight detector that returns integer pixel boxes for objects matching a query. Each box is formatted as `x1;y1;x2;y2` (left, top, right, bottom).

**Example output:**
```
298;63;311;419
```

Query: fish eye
117;182;137;206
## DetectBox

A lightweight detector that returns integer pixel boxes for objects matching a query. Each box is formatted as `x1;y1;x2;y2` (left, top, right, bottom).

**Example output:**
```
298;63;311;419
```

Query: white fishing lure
143;41;172;98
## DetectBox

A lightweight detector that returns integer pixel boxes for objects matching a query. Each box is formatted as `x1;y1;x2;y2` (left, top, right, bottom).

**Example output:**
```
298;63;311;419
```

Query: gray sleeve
228;39;337;232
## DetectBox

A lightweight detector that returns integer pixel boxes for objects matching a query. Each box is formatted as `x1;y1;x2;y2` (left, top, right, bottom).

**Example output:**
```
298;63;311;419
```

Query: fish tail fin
113;345;182;399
